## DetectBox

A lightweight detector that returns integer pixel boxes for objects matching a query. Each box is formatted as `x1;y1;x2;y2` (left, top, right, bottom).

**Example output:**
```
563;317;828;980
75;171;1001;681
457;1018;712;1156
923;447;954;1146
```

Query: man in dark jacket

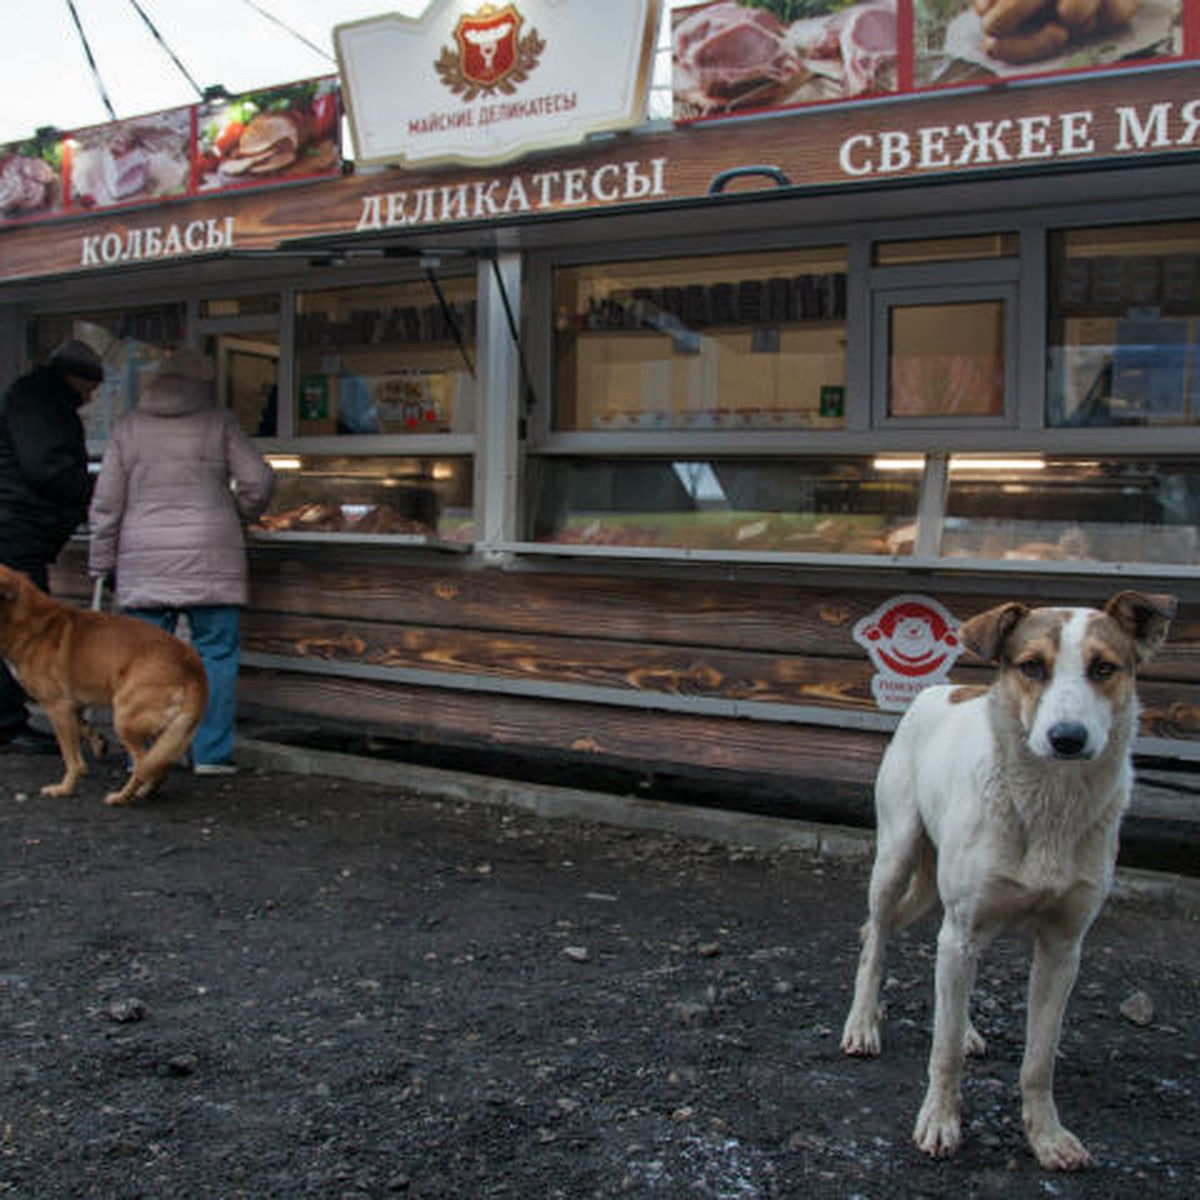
0;339;101;751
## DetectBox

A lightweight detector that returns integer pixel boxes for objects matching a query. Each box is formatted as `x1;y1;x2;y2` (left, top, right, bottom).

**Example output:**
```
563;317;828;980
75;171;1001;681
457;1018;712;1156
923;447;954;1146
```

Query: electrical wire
125;0;205;99
64;0;117;121
240;0;335;63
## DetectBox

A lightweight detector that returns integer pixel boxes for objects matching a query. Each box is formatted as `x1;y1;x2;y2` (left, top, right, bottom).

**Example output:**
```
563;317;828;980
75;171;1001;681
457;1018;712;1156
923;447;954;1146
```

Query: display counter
252;453;474;544
241;445;1200;584
517;453;1200;571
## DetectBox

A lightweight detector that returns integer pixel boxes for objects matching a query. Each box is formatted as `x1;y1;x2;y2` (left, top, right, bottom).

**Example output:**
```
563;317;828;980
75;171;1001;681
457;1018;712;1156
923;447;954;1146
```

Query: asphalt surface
0;734;1195;1198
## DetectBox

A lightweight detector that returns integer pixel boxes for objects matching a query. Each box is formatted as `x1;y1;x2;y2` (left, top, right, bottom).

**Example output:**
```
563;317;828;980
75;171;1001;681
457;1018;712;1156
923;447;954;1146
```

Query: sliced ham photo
100;135;150;200
219;112;301;178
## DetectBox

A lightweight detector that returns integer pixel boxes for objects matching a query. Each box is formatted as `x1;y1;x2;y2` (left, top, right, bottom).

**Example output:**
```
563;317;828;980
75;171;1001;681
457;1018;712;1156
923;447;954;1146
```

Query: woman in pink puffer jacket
88;347;275;773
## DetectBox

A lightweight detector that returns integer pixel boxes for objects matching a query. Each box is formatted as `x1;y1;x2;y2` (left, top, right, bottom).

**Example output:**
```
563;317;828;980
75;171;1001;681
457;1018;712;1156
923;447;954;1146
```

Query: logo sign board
335;0;662;168
853;594;965;712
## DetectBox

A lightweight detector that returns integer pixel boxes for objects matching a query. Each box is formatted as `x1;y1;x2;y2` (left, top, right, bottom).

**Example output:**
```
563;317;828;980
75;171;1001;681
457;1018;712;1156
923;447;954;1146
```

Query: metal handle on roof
708;165;793;195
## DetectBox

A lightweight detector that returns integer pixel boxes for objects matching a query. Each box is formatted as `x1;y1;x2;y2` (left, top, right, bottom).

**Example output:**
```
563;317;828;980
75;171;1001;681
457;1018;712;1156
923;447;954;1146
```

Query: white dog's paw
914;1094;961;1159
964;1021;987;1057
840;1009;881;1056
1028;1122;1092;1171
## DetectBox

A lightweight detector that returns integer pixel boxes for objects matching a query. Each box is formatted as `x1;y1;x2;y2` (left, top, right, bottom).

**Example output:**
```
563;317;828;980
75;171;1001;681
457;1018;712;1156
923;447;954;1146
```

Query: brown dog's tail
106;676;208;806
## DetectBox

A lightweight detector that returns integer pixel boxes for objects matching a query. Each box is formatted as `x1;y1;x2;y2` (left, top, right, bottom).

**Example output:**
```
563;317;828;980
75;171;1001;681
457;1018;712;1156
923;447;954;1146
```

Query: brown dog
0;564;207;805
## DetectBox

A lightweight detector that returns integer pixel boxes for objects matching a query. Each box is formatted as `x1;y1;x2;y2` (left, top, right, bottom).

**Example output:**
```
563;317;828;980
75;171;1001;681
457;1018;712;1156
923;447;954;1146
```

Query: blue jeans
125;605;240;767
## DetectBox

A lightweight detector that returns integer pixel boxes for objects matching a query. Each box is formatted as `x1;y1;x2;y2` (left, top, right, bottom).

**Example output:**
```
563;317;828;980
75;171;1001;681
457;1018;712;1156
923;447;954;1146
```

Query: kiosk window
1048;221;1200;427
887;300;1005;418
553;248;848;433
872;284;1016;426
294;278;477;438
30;305;185;444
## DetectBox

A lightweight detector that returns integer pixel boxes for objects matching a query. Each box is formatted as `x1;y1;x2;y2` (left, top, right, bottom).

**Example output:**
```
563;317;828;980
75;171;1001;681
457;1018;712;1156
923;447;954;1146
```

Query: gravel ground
0;748;1197;1199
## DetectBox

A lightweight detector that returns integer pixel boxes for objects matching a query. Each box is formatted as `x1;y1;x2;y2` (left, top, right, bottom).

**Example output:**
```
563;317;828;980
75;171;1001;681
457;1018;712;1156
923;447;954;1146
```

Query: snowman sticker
853;594;964;712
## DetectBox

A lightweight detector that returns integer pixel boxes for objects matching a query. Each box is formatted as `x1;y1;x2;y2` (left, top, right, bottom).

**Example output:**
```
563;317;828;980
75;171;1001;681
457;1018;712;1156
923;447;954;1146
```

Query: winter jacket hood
138;376;214;419
138;347;216;418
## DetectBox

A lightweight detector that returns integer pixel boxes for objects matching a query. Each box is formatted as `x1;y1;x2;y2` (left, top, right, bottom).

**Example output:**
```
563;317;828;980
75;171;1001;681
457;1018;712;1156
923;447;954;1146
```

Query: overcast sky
0;0;428;145
2;1;676;147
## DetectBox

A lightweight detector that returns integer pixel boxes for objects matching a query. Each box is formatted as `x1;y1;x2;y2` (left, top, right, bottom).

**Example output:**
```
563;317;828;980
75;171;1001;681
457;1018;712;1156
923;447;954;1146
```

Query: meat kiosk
1;0;1198;837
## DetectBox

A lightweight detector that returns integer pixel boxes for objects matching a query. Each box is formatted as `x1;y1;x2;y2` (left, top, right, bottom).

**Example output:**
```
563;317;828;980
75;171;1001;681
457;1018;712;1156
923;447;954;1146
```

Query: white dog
841;591;1175;1170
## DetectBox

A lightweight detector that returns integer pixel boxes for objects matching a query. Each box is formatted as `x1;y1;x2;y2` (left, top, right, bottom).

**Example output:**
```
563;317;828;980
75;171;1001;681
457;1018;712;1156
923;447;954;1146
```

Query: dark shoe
0;725;59;755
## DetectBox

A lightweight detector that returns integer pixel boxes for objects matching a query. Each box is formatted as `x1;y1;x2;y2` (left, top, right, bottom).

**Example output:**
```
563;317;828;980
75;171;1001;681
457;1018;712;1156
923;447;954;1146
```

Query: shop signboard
671;0;1189;121
335;0;663;167
2;60;1200;284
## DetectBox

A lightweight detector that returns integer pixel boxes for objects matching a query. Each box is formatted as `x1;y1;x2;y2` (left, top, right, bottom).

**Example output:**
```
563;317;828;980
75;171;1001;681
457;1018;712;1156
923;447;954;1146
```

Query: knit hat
48;338;105;382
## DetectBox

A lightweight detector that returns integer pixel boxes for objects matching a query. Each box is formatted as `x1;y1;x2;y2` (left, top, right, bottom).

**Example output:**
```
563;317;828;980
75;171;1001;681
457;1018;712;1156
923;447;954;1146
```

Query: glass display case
527;452;1200;564
529;457;920;553
252;454;474;544
939;456;1200;565
294;277;477;437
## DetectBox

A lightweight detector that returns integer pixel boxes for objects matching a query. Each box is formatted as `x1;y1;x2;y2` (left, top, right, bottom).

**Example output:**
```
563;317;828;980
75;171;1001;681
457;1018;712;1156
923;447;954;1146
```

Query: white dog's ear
959;602;1029;663
1105;591;1176;663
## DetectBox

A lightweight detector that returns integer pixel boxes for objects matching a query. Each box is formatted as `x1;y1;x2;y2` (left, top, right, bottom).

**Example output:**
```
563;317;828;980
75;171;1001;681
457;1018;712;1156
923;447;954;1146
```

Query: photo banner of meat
196;78;341;193
0;134;64;225
672;0;898;121
68;110;191;210
922;0;1178;85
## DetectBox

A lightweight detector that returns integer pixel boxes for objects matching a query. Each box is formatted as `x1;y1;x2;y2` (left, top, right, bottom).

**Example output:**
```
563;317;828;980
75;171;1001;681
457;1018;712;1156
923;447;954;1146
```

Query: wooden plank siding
236;669;892;787
51;543;1200;793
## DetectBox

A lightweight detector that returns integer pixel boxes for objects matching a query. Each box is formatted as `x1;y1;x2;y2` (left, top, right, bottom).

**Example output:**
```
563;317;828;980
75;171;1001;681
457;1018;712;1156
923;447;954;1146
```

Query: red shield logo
455;5;522;88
